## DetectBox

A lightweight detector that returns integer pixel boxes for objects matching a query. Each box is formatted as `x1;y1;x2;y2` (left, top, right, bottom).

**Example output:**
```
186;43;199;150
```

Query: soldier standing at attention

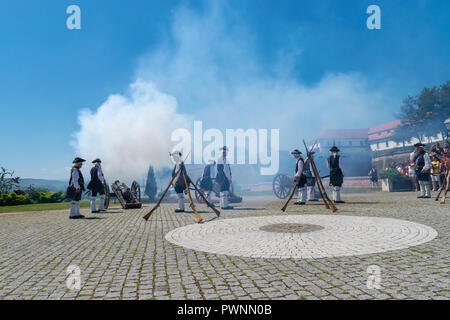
87;158;106;213
411;143;432;198
200;160;216;203
216;146;233;210
291;149;307;205
69;157;86;219
171;151;187;213
328;146;345;203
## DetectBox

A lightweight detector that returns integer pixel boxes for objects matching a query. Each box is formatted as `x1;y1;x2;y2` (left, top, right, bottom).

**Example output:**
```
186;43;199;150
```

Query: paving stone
0;193;448;300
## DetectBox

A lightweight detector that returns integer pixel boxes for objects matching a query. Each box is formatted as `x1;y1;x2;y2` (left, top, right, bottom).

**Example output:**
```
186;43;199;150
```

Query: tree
144;165;157;201
0;167;20;194
394;81;450;144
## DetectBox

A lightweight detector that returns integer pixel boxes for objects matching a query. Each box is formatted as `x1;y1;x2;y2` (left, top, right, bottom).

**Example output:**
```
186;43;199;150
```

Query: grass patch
0;201;91;213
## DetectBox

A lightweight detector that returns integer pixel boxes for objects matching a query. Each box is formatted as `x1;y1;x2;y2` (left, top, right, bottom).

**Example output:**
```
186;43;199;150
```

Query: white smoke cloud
72;1;397;180
72;80;190;180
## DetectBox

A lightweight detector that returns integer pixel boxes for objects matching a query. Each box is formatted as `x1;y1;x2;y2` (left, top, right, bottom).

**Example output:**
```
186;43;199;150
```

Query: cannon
272;173;295;199
104;180;142;209
272;172;322;199
194;178;242;204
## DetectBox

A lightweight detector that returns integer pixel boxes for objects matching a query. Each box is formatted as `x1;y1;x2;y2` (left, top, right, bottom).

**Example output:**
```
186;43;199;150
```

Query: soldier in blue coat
216;146;233;209
69;157;86;219
327;146;345;203
292;149;307;205
87;158;106;213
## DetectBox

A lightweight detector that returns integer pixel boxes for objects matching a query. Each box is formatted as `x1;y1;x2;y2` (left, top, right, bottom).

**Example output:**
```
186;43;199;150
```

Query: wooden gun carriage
193;177;242;204
104;180;142;209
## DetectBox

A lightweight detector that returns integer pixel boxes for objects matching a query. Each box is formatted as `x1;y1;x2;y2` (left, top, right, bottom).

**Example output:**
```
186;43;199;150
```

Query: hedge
0;190;65;206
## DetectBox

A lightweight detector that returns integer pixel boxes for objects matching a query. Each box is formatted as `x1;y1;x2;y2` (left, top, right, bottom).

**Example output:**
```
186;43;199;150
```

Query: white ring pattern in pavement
165;215;438;259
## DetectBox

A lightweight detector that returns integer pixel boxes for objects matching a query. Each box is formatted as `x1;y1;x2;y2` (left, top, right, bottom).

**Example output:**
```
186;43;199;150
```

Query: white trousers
177;193;185;211
70;201;81;217
99;195;105;211
307;186;316;200
91;195;106;211
418;180;431;197
297;187;307;203
91;197;97;212
332;186;341;202
220;191;229;208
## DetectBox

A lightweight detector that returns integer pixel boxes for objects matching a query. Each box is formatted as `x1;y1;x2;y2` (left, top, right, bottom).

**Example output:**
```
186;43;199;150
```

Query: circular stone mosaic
165;215;438;259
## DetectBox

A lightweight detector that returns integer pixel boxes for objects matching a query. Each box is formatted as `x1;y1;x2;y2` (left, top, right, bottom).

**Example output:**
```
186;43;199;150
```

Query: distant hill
18;179;68;191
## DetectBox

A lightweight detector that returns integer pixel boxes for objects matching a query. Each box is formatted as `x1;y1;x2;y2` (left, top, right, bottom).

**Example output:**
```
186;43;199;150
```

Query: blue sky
0;0;449;179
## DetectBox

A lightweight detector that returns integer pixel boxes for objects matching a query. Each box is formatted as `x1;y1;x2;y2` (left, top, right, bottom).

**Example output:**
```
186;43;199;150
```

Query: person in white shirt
87;158;106;213
69;157;86;219
171;151;187;213
291;149;307;205
216;146;233;209
327;146;345;203
411;143;432;198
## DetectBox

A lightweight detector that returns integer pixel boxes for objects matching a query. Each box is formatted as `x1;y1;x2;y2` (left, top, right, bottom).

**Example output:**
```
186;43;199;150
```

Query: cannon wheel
194;178;206;203
131;181;141;203
111;183;126;209
273;173;293;199
104;181;110;209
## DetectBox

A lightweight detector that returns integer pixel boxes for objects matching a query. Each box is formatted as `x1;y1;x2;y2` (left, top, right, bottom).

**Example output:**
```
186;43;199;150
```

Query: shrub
379;168;410;183
0;192;32;206
38;191;65;203
25;187;65;203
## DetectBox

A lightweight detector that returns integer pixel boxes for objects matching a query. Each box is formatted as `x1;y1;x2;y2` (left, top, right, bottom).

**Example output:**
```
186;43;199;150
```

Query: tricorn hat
92;158;102;164
414;142;425;148
291;149;302;155
329;146;340;152
170;150;182;157
72;157;86;164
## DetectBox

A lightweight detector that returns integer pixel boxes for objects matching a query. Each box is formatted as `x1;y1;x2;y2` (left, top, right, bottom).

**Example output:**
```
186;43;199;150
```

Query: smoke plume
73;1;395;180
72;80;190;180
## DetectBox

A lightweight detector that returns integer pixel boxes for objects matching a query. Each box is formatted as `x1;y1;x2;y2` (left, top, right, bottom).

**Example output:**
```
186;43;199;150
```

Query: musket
303;139;337;212
182;170;203;223
185;172;221;217
435;169;448;201
143;166;182;220
143;151;190;221
281;141;317;212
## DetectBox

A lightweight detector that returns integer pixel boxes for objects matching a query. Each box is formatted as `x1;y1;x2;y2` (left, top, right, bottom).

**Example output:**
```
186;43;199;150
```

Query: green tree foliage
0;192;32;206
26;186;65;204
394;81;450;143
144;165;157;201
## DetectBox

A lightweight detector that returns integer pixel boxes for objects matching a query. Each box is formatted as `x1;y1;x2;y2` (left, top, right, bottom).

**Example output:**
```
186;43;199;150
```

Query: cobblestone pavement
0;192;448;300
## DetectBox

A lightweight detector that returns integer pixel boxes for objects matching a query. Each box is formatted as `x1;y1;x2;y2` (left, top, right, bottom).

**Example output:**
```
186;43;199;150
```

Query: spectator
431;143;444;160
430;155;442;191
408;162;418;192
401;162;408;176
444;141;450;155
368;167;379;188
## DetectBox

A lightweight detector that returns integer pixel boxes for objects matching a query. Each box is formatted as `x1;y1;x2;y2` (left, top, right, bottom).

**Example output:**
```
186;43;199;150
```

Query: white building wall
370;133;444;152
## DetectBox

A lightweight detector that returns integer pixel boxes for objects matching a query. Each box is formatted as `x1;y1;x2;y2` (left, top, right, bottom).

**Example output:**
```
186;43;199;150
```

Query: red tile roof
368;120;401;134
313;120;404;143
368;120;401;141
